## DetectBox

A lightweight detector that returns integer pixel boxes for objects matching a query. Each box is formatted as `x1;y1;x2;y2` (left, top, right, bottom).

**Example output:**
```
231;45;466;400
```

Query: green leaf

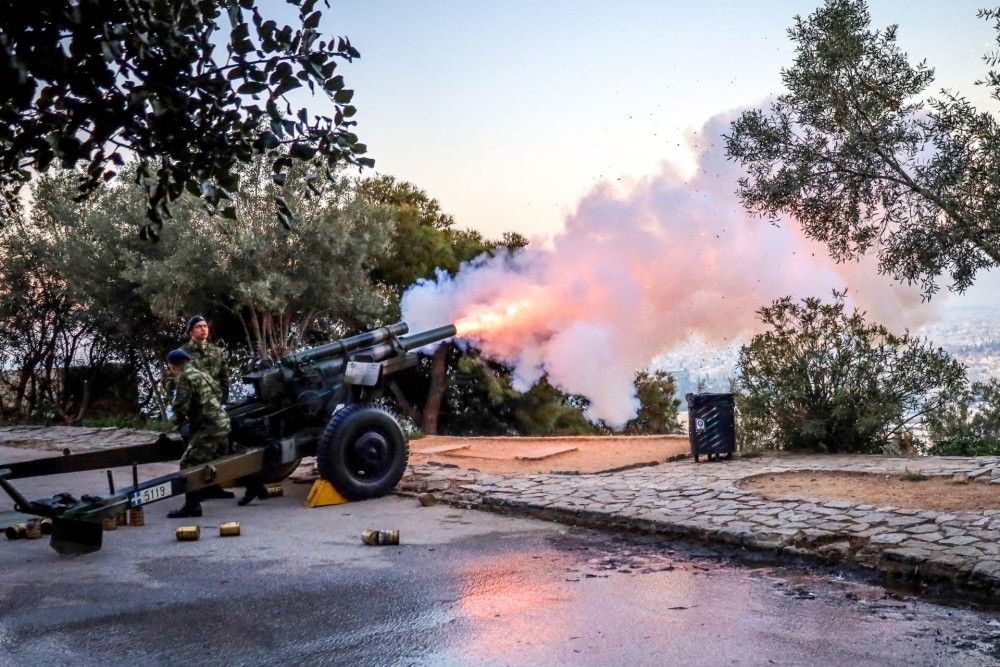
289;143;317;160
238;81;268;95
323;75;345;92
272;76;301;98
256;131;280;150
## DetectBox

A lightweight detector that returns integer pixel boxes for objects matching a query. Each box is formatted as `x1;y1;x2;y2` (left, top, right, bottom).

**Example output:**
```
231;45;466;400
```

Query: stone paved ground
4;426;998;598
398;454;1000;598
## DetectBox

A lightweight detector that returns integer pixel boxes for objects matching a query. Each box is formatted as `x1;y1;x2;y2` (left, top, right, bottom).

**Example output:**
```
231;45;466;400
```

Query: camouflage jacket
172;365;231;435
181;340;230;402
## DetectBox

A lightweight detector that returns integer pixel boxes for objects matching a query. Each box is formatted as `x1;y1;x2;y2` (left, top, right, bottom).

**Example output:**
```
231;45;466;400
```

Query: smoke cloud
401;110;939;427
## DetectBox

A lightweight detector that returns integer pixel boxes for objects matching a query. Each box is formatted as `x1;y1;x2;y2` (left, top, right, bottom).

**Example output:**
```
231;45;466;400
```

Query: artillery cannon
0;322;456;555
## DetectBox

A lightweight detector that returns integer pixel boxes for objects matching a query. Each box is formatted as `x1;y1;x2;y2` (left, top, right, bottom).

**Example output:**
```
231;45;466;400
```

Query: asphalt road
1;449;998;666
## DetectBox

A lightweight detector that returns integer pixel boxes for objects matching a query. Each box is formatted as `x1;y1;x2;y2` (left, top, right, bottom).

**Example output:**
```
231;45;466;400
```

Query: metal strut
0;431;316;556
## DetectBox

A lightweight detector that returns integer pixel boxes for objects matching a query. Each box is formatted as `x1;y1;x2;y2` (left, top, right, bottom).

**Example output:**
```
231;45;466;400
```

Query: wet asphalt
0;454;998;666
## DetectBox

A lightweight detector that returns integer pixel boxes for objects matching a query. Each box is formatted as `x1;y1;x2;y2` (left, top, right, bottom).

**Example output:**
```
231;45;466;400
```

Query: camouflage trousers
179;430;230;468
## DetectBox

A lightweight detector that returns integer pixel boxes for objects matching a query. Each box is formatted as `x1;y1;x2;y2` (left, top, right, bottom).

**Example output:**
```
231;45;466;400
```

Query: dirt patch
410;435;690;474
739;471;1000;512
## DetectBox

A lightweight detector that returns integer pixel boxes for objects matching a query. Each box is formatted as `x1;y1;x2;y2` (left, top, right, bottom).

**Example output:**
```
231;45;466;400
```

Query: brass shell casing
418;493;437;507
361;529;399;546
5;524;27;540
101;516;118;531
127;508;145;527
264;485;284;498
219;522;241;537
175;525;201;541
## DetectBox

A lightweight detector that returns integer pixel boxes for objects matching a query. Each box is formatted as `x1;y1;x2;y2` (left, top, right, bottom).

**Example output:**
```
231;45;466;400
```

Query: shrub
624;370;683;435
736;292;966;454
926;379;1000;456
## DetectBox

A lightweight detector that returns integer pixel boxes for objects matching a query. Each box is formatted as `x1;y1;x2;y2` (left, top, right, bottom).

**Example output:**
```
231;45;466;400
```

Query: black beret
166;348;192;364
185;314;206;334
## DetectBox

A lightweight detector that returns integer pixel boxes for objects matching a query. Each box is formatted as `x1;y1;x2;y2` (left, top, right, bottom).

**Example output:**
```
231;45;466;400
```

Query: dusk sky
296;1;999;309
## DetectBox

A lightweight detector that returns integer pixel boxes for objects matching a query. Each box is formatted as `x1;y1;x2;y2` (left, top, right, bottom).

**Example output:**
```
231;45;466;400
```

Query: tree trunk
420;343;450;435
12;365;32;416
388;379;422;425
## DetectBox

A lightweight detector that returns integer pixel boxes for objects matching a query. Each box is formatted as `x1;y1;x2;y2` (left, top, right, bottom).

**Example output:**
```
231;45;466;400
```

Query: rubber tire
316;403;409;501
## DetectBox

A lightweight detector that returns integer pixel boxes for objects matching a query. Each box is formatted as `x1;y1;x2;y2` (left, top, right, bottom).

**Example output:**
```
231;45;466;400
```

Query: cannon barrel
352;324;457;363
399;324;457;351
283;322;409;366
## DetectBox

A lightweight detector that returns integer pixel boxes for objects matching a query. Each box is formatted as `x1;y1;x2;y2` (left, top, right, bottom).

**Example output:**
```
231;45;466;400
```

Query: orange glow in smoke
455;299;533;337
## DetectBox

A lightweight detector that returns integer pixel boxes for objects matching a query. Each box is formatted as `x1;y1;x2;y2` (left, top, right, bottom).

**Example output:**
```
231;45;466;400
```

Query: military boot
167;493;203;518
237;483;267;506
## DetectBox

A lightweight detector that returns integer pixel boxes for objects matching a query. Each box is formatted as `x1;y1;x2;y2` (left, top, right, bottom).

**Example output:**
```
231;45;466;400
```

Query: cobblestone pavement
399;454;1000;598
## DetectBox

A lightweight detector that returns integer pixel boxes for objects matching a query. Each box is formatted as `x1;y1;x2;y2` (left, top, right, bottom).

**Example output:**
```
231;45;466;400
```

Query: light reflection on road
451;542;764;662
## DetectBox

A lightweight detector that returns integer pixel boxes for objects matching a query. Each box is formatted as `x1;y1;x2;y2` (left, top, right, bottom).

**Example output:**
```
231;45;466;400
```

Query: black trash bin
685;392;735;462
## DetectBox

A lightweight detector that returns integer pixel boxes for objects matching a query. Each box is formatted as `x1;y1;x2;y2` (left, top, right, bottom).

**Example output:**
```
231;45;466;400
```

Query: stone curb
398;455;1000;599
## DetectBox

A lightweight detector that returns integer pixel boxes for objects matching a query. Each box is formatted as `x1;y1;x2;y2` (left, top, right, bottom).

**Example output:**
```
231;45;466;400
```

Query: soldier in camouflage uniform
180;315;230;403
165;348;232;518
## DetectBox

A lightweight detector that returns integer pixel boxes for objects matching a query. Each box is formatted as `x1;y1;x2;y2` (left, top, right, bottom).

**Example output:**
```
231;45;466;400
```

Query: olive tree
134;157;395;358
726;0;1000;296
0;173;175;422
1;1;371;235
736;291;966;453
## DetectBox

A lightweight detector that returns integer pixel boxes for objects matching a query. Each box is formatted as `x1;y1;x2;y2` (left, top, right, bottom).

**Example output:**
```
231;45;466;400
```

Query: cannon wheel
316;403;409;500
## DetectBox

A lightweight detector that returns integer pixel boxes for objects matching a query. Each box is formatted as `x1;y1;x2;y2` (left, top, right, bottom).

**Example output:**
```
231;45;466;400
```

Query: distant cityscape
917;306;1000;384
657;305;1000;407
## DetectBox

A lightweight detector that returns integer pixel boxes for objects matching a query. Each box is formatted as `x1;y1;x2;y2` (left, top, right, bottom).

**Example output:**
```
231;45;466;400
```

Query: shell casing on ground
264;485;284;498
127;508;145;527
101;516;118;531
115;513;127;526
218;522;241;537
175;526;200;541
361;529;399;546
418;493;437;507
5;524;27;540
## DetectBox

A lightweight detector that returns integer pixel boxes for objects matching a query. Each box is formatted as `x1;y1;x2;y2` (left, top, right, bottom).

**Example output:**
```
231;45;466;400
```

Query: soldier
180;314;230;403
165;348;232;518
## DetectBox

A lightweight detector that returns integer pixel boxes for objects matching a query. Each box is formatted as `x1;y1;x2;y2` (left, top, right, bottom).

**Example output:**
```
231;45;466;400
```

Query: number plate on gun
345;361;381;386
129;482;171;507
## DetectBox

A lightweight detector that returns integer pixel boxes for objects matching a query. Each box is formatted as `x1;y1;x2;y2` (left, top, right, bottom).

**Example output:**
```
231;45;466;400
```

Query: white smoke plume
401;111;939;427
